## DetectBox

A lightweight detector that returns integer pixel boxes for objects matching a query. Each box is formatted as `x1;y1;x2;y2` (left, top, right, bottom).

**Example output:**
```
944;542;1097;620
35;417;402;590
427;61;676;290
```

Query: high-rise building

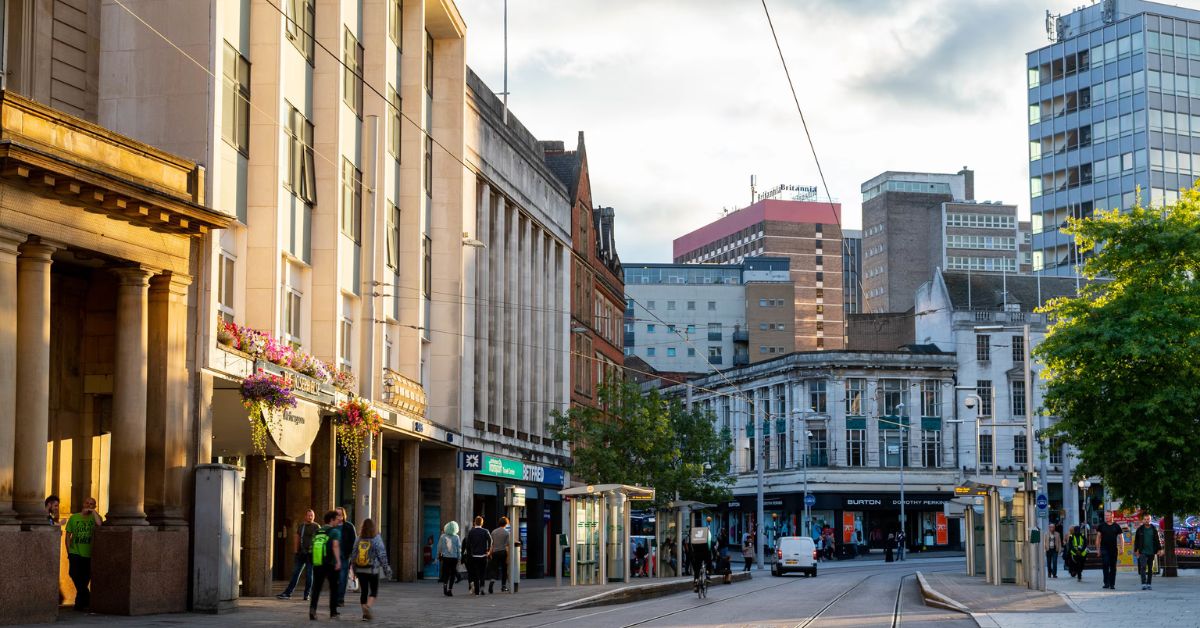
860;169;1029;314
1028;0;1200;274
841;229;863;315
624;258;794;373
673;199;844;350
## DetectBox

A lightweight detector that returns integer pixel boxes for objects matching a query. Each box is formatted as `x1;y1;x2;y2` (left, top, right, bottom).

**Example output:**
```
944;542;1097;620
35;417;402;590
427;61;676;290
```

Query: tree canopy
549;379;733;507
1036;190;1200;518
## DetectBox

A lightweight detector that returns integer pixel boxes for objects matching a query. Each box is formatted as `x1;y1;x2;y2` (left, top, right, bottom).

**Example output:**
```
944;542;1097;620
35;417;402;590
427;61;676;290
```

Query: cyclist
690;526;715;593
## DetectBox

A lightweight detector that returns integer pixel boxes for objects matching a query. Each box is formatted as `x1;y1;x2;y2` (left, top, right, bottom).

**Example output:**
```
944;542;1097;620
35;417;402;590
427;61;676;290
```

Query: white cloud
455;0;1081;262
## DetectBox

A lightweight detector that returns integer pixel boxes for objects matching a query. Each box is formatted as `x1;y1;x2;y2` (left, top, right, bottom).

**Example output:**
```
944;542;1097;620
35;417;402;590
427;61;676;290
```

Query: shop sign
523;464;565;487
955;485;988;497
482;455;523;479
832;494;950;510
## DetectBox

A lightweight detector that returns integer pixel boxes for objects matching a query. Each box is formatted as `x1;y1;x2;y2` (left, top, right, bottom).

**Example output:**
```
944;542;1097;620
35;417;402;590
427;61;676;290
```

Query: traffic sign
1036;494;1048;511
804;494;816;507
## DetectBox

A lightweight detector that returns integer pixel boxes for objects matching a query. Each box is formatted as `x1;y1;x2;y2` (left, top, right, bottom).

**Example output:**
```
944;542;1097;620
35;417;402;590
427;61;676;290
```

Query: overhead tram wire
760;0;851;343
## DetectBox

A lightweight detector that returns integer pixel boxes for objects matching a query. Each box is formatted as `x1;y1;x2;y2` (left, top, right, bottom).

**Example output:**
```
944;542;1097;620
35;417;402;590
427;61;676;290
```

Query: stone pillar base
0;527;59;625
91;526;188;615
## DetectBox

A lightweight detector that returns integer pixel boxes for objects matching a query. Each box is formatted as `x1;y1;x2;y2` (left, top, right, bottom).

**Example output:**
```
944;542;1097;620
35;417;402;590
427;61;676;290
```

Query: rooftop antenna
1046;10;1060;42
750;174;757;206
502;0;510;123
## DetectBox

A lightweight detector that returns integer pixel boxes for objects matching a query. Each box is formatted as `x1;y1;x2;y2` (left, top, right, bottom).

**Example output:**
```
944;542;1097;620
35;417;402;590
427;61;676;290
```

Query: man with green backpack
308;510;344;621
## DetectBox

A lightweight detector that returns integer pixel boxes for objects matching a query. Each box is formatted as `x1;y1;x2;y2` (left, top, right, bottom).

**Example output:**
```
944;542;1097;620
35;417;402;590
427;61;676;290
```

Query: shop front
462;451;566;579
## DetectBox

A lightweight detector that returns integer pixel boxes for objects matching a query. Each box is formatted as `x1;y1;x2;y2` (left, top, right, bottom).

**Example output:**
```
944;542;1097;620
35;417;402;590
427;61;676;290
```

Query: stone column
490;196;506;431
531;230;544;439
14;238;59;525
506;208;519;433
240;456;275;596
519;217;532;436
146;272;192;528
475;182;491;428
399;440;419;581
0;229;25;526
106;265;155;526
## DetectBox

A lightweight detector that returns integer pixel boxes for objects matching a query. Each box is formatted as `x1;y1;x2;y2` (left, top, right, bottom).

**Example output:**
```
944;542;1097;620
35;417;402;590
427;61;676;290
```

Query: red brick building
543;133;624;408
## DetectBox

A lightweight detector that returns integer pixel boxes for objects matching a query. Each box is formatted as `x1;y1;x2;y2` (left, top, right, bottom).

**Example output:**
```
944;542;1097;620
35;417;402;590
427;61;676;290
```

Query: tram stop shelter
654;500;716;578
956;479;1036;587
561;484;655;585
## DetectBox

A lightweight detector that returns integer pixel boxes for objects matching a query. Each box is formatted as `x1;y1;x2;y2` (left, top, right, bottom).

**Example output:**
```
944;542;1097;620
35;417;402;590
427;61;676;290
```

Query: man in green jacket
1133;514;1163;590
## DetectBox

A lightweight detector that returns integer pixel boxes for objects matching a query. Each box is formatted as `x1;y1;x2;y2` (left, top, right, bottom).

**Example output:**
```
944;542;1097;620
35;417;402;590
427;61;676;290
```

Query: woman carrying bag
352;518;391;621
438;521;462;596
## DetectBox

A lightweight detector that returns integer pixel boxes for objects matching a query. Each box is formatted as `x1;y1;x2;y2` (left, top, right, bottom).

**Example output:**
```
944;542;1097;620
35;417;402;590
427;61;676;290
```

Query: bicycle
696;562;709;599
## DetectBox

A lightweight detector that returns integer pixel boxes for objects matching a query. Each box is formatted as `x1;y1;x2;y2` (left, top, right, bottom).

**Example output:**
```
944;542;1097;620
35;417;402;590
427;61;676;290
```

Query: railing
708;355;723;365
733;354;749;366
708;332;722;341
732;330;749;343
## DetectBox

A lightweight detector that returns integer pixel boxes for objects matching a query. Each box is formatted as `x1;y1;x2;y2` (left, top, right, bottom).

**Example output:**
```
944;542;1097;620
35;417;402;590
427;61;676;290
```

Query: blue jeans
282;552;313;597
337;556;351;603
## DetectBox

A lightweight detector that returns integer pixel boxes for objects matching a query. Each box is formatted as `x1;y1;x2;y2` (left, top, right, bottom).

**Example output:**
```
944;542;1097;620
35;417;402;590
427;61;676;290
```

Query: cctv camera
964;397;978;409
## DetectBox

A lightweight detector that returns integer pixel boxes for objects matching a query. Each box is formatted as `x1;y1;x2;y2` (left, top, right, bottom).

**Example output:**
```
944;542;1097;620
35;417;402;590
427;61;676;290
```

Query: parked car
772;536;817;577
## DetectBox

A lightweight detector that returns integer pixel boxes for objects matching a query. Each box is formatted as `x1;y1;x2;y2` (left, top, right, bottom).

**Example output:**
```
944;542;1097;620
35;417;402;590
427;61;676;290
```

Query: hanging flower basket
331;367;357;393
240;370;298;456
333;396;382;495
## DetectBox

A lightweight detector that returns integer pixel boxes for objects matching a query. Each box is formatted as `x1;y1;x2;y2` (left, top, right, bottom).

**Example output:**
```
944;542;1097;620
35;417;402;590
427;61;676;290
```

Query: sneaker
277;593;292;600
1147;585;1152;590
501;586;509;592
303;595;310;601
309;611;316;620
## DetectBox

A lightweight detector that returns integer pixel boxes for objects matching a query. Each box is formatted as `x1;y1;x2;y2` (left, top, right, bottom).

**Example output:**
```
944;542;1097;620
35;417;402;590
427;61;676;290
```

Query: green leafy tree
549;379;733;507
1036;190;1200;576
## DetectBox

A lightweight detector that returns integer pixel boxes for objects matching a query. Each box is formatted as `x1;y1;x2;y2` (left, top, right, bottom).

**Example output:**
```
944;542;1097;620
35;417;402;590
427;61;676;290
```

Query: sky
455;0;1085;263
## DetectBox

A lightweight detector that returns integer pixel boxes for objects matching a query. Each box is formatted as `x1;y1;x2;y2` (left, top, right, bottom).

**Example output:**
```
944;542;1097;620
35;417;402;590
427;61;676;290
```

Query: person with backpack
463;516;492;595
308;510;343;621
438;520;461;596
352;518;391;620
278;509;320;600
335;506;357;608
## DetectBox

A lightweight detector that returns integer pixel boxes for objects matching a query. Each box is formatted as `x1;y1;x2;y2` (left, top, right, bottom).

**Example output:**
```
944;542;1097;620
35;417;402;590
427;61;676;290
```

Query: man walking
896;530;906;561
308;511;342;621
64;497;103;611
335;507;357;608
1095;511;1124;589
1045;523;1062;578
488;516;510;594
463;516;492;595
1133;514;1163;590
278;509;320;600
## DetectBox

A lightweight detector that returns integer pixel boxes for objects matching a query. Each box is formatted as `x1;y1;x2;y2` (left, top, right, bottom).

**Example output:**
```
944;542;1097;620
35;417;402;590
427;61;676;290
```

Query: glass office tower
1027;0;1200;275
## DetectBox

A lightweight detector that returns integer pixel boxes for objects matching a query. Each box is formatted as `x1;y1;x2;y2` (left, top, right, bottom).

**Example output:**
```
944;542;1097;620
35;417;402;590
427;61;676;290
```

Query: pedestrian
896;530;906;561
1095;511;1124;590
1067;525;1088;581
352;518;391;620
1132;514;1163;590
741;539;754;571
488;516;511;593
64;497;102;611
335;506;357;607
278;509;321;600
885;533;895;563
463;516;492;595
437;521;461;596
45;495;61;528
1045;523;1062;578
635;541;648;577
308;511;343;621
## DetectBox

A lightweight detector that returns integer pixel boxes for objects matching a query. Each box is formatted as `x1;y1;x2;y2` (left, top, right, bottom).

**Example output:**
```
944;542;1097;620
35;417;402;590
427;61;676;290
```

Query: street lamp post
796;406;814;538
897;402;906;561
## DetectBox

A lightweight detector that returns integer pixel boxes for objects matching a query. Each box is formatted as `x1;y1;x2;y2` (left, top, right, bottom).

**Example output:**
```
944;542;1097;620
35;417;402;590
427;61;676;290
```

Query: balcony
708;332;722;341
732;329;749;343
624;331;635;346
708;355;723;365
733;354;749;366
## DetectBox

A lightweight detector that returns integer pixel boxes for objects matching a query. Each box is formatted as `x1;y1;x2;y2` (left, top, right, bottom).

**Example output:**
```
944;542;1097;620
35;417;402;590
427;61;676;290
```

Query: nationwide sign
460;451;565;487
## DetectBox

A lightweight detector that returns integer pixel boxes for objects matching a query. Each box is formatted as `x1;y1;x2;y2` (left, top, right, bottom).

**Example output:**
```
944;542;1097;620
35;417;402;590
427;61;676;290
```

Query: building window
389;0;402;46
388;86;402;160
217;251;236;323
1049;438;1063;465
344;28;364;117
422;236;432;299
845;378;865;415
221;42;250;155
976;334;990;362
921;380;941;417
976;380;993;417
1012;335;1025;363
707;322;721;340
341;158;362;242
282;288;302;347
880;430;907;467
922;430;941;468
979;433;993;466
808;429;828;466
846;429;866;467
646;347;656;357
881;379;907;417
424;135;433;197
340;317;353;371
1014;433;1027;466
667;300;676;310
666;347;676;357
809;380;827;414
646;300;655;310
687;348;696;357
386;204;400;269
1011;380;1026;417
285;0;315;63
286;105;316;204
708;301;716;311
646;324;655;333
687;300;696;310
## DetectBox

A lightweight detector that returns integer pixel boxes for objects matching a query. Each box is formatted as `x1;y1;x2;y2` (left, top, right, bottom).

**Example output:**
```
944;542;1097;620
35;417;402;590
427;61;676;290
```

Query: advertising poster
842;512;855;543
936;512;948;545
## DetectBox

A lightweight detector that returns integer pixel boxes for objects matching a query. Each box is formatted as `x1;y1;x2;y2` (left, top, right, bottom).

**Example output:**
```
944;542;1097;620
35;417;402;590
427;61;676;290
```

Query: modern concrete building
667;349;962;556
860;169;1029;314
842;228;862;315
1028;0;1200;274
624;258;793;374
673;199;844;350
542;134;625;414
914;269;1084;533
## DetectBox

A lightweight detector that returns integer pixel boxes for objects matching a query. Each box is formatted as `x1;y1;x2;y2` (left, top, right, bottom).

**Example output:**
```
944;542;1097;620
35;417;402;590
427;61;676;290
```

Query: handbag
347;574;359;592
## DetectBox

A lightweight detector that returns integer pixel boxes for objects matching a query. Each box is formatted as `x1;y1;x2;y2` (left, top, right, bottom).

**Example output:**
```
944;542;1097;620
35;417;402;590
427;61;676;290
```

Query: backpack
355;539;373;568
312;527;334;566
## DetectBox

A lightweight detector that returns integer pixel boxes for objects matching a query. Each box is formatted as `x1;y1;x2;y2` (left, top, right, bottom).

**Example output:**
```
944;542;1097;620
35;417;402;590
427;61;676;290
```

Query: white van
772;536;817;577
